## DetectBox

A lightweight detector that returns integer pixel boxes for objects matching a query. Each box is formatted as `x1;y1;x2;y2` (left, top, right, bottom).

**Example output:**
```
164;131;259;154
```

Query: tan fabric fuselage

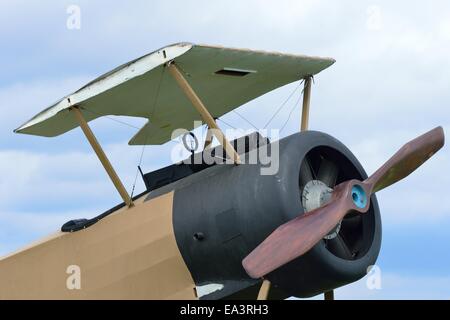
0;192;197;299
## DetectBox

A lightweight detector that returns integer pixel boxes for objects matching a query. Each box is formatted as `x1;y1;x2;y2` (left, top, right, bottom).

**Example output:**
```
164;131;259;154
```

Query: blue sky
0;0;449;299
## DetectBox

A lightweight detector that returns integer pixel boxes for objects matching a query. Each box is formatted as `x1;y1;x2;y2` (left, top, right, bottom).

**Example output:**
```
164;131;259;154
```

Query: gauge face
182;132;199;153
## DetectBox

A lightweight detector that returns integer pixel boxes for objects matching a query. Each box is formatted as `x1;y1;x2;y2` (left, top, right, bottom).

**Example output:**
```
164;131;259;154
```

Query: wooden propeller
242;126;445;279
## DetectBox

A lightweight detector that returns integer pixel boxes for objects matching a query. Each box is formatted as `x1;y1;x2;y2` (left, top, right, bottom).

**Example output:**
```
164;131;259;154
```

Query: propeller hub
351;185;367;209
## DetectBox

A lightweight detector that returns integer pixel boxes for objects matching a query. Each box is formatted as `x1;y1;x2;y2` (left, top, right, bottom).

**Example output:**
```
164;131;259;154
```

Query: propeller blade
242;127;445;279
365;126;445;193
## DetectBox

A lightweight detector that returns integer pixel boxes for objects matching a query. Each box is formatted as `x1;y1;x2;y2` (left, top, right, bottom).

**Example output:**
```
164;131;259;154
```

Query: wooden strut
203;126;214;149
257;280;271;300
299;76;335;301
324;290;334;300
167;62;241;164
72;107;133;207
300;76;312;132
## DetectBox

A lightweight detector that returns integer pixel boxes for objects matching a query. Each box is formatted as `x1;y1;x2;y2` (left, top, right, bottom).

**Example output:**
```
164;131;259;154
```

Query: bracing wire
232;110;259;130
263;80;303;129
80;106;148;198
217;118;237;130
130;66;165;198
212;79;305;141
81;107;142;131
279;88;304;134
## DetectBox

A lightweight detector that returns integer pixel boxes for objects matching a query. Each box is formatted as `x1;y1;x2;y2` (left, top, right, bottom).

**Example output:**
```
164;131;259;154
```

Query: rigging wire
81;107;142;131
232;110;259;130
130;66;165;198
263;80;303;129
217;117;237;130
82;104;178;146
279;88;304;134
130;140;147;197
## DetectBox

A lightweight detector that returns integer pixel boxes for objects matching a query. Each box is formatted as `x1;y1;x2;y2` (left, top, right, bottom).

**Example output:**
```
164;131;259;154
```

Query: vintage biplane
0;42;445;300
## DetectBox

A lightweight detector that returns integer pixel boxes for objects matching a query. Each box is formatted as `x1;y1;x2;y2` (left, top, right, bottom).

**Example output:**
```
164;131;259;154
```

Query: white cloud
0;207;106;257
296;272;450;300
0;141;165;209
335;272;450;300
0;76;92;136
0;209;93;235
0;148;112;207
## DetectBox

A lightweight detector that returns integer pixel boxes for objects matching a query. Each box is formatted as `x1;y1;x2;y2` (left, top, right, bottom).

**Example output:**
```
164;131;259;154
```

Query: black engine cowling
158;130;381;299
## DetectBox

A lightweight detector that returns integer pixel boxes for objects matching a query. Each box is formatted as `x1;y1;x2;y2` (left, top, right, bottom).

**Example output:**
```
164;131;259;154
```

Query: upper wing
14;43;335;145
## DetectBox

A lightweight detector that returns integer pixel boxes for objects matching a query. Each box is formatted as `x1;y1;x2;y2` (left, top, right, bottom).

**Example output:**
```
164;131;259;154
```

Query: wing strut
257;280;271;300
300;75;312;131
203;125;214;150
72;107;133;207
167;62;241;164
300;75;335;300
